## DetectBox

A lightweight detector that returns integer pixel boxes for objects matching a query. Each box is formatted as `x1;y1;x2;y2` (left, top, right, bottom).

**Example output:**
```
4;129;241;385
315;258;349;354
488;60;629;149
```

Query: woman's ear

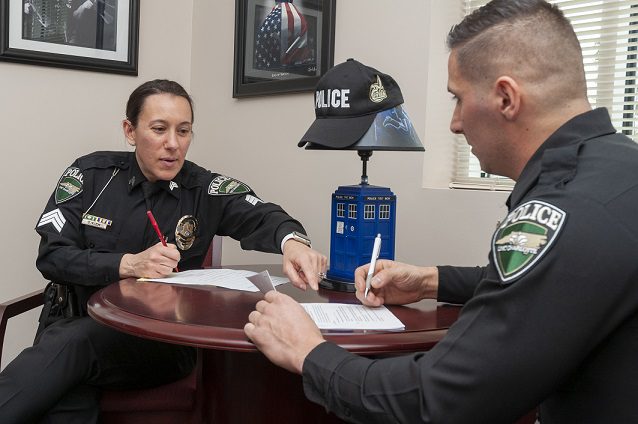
122;120;136;146
494;76;521;121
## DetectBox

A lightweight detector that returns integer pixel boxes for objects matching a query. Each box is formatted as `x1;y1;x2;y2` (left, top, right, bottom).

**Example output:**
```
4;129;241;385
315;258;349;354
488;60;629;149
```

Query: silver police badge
175;215;198;251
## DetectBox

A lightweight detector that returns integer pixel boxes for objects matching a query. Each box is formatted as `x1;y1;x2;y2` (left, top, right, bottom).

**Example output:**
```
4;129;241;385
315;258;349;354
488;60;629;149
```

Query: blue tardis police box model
298;59;424;292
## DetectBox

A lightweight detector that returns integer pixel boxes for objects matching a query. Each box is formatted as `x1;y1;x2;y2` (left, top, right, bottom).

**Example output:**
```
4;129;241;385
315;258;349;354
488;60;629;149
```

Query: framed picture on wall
233;0;335;98
0;0;139;75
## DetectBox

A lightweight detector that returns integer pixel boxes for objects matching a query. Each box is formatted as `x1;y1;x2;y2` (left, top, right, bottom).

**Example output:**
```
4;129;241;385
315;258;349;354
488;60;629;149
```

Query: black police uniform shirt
35;151;305;313
301;108;638;424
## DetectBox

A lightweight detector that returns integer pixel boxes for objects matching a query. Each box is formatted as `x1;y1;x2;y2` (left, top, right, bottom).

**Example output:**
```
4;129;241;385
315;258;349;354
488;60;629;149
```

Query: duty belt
47;282;79;318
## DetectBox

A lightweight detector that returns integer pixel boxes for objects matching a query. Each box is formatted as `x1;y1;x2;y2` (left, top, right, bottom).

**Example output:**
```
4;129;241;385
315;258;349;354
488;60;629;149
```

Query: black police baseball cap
298;58;404;149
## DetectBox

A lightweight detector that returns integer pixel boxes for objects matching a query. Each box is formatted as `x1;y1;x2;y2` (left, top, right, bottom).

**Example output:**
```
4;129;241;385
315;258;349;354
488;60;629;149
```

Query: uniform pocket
83;226;119;251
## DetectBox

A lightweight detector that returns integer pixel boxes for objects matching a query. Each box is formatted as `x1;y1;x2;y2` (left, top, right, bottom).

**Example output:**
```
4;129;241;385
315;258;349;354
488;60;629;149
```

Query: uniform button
89;242;95;248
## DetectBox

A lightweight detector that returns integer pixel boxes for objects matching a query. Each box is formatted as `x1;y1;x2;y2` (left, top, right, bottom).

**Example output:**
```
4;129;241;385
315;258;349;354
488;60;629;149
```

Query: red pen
146;210;179;272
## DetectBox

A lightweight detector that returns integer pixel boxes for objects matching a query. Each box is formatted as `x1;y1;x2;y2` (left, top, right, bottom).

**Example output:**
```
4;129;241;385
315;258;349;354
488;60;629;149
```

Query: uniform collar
126;152;182;198
507;108;616;208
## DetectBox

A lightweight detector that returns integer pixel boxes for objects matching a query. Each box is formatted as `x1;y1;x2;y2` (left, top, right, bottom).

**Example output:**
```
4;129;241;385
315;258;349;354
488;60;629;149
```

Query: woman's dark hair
125;79;194;126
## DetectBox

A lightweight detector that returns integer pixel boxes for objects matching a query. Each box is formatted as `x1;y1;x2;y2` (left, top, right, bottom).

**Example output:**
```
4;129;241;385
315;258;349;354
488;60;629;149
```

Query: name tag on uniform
81;213;113;230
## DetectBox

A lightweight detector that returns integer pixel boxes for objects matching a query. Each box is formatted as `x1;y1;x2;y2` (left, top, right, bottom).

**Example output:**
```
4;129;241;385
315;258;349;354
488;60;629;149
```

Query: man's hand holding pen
354;260;440;307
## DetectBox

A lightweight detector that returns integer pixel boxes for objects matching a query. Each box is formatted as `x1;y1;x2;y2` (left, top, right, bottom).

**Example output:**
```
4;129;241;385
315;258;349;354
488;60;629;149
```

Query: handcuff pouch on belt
37;282;81;334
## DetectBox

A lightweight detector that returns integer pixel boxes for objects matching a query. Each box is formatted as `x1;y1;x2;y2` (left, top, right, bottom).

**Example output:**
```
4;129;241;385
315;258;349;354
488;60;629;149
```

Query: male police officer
244;1;638;423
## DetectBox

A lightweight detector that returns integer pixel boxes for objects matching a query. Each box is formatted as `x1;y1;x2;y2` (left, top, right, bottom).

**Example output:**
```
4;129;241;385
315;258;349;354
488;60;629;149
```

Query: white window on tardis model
364;204;375;220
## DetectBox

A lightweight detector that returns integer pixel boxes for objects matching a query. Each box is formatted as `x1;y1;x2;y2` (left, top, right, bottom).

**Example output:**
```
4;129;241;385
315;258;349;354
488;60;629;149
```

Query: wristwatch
289;231;312;247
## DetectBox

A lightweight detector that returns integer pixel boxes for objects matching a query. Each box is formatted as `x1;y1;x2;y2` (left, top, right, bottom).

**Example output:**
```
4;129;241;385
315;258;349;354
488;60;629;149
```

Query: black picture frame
233;0;335;98
0;0;139;75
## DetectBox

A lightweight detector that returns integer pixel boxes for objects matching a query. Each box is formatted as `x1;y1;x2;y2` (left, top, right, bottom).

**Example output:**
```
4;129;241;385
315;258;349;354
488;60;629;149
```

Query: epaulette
76;151;131;171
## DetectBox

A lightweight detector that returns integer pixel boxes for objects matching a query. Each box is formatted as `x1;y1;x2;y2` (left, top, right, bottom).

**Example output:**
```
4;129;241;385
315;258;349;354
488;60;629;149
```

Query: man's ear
122;120;136;146
494;76;521;121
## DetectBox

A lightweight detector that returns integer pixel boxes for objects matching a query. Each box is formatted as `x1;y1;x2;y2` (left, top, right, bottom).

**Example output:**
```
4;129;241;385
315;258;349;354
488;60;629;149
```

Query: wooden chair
0;236;222;423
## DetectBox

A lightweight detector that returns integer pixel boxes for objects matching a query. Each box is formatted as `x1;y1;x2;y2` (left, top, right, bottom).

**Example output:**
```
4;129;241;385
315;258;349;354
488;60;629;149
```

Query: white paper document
138;269;288;292
301;303;405;331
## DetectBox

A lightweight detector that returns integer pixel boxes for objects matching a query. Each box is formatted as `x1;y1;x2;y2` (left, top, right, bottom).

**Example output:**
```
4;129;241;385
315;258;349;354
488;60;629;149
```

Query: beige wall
0;0;194;368
189;0;509;268
0;0;508;369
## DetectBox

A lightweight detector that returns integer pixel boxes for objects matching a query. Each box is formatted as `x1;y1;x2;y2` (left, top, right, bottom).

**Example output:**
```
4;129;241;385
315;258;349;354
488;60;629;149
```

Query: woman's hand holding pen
354;260;440;307
119;242;181;279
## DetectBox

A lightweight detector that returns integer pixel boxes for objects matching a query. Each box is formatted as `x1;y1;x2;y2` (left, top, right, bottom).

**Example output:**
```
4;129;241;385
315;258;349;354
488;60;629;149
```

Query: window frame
452;0;638;191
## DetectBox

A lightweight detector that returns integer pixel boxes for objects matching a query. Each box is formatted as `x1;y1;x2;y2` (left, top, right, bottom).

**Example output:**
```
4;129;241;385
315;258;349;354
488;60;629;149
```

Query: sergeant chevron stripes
37;209;66;233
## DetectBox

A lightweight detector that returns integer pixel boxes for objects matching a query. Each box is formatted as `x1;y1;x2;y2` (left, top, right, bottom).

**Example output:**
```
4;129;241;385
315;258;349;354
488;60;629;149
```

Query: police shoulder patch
208;175;251;196
55;167;84;204
492;200;566;283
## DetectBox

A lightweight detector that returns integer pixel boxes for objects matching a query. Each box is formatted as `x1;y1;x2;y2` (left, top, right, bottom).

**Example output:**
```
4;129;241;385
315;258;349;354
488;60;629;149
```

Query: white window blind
452;0;638;190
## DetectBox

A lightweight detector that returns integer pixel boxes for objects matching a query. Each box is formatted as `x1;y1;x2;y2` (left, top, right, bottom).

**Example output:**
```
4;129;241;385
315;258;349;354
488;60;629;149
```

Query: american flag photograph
253;0;316;74
233;0;335;97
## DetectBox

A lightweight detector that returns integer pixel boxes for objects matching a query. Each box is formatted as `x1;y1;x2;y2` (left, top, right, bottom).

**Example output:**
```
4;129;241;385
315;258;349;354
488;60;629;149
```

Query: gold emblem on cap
175;215;198;251
369;75;387;103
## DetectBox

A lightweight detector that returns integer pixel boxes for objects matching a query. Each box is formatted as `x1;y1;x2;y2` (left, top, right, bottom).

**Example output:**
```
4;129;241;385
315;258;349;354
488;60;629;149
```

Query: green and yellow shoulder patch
492;200;566;283
208;175;251;196
55;167;84;204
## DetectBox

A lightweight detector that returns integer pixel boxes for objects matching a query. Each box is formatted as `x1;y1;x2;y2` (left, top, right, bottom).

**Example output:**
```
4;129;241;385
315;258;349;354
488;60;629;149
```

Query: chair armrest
0;288;44;362
201;235;223;268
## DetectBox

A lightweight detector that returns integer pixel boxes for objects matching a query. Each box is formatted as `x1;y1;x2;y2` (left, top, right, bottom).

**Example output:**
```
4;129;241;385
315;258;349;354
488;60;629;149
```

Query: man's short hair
447;0;586;101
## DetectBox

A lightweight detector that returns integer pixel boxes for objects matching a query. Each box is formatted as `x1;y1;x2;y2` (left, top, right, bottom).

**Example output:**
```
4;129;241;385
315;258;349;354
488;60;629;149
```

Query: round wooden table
88;265;461;423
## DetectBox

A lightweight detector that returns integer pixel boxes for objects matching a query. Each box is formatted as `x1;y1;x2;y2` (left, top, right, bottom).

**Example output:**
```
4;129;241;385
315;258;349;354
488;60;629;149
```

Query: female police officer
0;79;326;423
